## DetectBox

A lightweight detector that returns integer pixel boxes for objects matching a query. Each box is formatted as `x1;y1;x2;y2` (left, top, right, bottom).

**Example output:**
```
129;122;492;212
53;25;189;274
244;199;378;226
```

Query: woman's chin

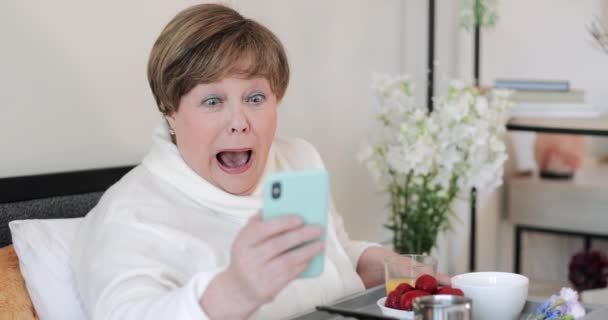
219;180;257;196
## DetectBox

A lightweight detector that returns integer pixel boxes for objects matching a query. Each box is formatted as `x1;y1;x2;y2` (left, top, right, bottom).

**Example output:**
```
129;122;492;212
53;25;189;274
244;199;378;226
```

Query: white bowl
452;272;529;320
377;297;414;320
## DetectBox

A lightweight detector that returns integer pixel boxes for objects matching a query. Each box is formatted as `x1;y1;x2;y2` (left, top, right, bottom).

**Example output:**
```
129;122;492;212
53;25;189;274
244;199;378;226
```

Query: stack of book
494;79;600;118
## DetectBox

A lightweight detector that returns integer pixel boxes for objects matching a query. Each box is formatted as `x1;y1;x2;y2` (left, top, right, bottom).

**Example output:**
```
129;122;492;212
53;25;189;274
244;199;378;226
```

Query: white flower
568;302;586;319
412;108;426;121
386;146;410;174
443;146;462;168
489;135;506;153
560;287;579;304
360;73;510;199
475;96;489;115
450;79;465;91
432;170;453;190
558;287;587;319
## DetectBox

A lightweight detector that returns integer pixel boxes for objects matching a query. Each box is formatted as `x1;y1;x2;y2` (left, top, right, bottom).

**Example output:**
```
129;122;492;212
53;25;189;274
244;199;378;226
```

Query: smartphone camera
271;182;281;199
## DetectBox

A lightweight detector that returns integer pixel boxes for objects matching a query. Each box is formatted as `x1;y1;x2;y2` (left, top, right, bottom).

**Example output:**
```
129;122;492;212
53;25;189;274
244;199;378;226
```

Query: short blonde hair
147;3;290;114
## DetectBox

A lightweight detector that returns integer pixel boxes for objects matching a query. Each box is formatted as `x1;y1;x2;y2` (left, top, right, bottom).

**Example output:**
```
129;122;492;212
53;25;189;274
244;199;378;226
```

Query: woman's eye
203;97;221;107
247;93;265;104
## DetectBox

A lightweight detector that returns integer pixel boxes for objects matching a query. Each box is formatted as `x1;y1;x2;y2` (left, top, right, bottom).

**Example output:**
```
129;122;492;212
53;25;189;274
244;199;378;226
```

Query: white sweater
72;124;378;320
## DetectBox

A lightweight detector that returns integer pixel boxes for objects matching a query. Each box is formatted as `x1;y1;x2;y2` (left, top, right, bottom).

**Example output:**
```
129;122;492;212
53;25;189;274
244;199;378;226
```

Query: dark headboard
0;166;134;247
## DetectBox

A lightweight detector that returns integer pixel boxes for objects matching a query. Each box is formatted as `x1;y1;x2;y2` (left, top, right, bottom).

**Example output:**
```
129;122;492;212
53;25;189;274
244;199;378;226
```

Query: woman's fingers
228;212;326;304
436;273;451;286
256;224;323;262
267;240;324;277
264;240;325;293
239;213;305;247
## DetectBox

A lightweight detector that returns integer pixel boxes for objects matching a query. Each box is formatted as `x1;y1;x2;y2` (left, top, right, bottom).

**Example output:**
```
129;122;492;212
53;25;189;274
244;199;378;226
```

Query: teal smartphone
262;169;329;278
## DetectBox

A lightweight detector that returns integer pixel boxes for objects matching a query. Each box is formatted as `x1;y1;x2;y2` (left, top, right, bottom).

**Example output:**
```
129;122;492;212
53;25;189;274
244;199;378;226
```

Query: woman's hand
356;246;451;289
435;273;451;287
201;213;324;319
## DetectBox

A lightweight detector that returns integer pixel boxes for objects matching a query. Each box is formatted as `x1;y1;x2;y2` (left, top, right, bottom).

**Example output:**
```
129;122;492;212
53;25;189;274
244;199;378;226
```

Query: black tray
289;286;608;320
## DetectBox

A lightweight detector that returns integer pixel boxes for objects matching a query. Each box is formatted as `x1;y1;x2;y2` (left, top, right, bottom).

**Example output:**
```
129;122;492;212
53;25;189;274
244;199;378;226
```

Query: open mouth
216;149;254;174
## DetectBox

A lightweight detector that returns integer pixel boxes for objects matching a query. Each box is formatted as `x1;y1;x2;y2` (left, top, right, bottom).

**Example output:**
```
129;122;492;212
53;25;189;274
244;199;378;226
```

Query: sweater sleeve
328;198;382;270
72;214;222;320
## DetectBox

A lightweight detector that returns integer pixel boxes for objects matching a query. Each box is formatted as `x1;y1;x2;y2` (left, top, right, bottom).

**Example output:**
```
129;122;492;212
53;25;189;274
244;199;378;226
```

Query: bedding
9;218;86;320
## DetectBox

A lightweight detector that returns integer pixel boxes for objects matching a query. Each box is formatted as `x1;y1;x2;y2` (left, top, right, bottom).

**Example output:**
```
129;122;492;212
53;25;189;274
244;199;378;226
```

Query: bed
0;165;133;318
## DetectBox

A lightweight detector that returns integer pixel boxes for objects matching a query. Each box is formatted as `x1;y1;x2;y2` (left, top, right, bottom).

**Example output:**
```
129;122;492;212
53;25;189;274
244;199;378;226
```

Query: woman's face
166;76;278;195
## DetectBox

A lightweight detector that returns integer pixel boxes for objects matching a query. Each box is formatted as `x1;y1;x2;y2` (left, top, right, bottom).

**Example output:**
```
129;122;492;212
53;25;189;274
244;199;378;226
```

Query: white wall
481;0;608;109
0;1;205;178
0;1;403;243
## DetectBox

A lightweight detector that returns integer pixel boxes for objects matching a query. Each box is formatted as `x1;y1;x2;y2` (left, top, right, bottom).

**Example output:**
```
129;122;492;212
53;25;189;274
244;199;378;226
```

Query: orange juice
385;277;416;295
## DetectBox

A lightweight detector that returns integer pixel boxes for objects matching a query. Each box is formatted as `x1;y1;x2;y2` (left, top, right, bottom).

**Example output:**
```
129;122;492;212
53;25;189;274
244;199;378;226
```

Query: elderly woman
72;4;443;319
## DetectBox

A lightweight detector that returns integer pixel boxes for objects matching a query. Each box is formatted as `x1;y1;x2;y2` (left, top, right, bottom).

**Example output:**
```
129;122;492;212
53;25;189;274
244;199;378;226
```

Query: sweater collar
142;122;285;221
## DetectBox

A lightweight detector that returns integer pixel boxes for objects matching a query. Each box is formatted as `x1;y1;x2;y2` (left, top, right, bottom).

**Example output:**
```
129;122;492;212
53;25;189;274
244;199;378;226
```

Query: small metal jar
412;294;472;320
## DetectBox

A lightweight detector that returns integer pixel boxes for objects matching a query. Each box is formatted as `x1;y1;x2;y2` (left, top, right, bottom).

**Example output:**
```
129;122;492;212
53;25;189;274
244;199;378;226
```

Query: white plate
376;297;414;320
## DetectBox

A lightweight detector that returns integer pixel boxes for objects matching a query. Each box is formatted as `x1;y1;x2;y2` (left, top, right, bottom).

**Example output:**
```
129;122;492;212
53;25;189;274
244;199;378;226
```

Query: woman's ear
164;114;177;136
164;114;178;144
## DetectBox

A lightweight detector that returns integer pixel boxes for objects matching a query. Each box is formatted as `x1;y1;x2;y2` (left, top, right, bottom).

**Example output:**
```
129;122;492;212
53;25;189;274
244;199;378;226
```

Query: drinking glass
384;254;437;295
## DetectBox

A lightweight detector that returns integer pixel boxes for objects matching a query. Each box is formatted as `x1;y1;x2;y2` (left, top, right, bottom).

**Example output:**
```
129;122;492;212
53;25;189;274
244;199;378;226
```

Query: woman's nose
229;107;250;134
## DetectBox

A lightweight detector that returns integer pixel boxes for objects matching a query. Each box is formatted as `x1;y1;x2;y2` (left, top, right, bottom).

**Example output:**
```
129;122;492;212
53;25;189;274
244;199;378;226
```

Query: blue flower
536;300;552;314
527;288;586;320
546;309;562;319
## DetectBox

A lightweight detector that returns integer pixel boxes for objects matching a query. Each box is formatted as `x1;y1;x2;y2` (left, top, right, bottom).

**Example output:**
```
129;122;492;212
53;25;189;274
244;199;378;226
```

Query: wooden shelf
508;161;608;235
507;117;608;136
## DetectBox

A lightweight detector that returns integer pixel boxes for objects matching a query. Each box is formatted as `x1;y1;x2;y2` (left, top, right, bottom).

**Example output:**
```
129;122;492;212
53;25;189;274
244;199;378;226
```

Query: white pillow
9;218;87;320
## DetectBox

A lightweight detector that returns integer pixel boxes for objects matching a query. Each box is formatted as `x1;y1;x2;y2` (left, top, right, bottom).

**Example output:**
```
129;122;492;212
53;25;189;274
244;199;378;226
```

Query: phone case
262;169;329;278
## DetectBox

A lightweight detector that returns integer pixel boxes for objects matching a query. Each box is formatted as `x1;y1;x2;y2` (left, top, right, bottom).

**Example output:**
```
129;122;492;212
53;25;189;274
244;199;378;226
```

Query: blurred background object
569;249;608;291
534;134;589;179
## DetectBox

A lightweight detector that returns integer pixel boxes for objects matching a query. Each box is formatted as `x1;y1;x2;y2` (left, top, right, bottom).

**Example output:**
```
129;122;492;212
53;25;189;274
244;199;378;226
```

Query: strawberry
385;290;402;309
415;274;438;293
394;282;415;296
436;287;465;296
400;290;431;311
